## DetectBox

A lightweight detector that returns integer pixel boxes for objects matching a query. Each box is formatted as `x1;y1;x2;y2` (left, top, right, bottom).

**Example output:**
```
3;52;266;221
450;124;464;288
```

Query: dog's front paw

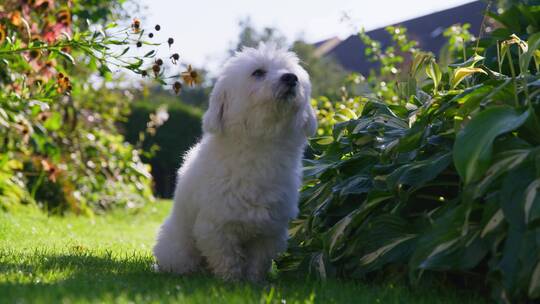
215;267;244;282
246;272;267;284
245;264;270;283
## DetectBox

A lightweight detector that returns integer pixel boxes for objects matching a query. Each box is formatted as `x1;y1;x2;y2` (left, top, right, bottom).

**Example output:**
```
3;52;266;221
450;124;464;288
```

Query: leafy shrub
0;1;196;213
124;94;203;198
279;2;540;303
313;25;427;136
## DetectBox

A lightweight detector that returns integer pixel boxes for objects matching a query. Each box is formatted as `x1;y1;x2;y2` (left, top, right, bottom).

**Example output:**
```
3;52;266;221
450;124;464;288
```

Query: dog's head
202;44;317;138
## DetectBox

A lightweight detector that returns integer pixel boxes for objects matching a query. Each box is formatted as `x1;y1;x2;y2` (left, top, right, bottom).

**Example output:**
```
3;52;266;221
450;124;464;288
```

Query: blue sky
138;0;476;74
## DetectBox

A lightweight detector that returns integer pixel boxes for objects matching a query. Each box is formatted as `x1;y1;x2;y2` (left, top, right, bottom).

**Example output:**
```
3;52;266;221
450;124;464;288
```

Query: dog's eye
251;69;266;78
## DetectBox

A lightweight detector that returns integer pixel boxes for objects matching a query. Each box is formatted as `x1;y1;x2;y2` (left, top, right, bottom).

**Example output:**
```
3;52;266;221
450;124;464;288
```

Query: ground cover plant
279;2;540;303
0;200;486;304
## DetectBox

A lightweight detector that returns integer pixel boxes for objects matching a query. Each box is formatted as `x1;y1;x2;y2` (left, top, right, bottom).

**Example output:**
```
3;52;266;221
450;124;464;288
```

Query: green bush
279;2;540;303
124;94;203;197
0;1;196;213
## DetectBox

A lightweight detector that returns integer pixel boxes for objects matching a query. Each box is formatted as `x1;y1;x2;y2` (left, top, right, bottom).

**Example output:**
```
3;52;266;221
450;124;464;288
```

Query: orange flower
181;65;201;87
41;159;60;183
14;121;32;143
42;21;69;43
56;72;72;93
0;24;5;44
33;0;53;10
56;9;71;27
131;18;141;33
10;11;22;26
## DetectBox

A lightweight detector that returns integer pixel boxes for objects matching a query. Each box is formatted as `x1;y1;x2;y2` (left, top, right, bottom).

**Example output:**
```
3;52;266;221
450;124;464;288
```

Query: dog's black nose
280;73;298;86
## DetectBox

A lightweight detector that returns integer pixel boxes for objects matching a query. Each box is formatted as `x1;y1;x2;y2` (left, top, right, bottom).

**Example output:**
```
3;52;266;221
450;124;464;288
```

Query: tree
231;19;348;98
292;41;348;98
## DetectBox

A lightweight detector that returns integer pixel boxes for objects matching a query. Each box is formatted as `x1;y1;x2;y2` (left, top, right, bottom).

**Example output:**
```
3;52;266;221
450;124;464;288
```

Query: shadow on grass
0;250;342;303
0;250;486;303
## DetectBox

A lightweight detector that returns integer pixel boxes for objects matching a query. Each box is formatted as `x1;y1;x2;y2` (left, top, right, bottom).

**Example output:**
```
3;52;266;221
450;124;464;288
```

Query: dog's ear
302;102;318;137
202;82;227;134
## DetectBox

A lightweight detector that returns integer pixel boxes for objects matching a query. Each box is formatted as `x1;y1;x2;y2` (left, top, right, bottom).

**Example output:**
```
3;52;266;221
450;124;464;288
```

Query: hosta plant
279;3;540;303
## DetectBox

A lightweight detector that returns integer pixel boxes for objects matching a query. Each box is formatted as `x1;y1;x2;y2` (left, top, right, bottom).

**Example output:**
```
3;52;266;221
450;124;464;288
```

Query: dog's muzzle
276;73;298;100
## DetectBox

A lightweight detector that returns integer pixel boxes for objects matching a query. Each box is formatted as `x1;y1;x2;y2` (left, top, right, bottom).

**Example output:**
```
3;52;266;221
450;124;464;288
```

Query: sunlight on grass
0;201;485;303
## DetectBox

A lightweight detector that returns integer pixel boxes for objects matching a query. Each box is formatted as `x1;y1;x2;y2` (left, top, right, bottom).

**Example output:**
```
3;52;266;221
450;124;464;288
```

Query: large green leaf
386;152;452;189
425;59;442;93
520;32;540;73
43;112;63;131
453;106;530;185
409;204;489;273
451;67;487;88
448;54;485;68
500;164;535;230
326;191;393;258
525;179;540;228
497;227;539;299
474;149;532;199
530;260;540;298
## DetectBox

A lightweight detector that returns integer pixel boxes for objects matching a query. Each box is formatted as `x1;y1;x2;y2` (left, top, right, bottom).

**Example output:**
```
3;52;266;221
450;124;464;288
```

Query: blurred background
0;0;500;210
3;2;540;301
126;0;487;198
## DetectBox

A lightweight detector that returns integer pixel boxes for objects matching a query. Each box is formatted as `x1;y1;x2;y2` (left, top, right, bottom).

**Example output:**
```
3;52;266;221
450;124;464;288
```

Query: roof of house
315;1;487;73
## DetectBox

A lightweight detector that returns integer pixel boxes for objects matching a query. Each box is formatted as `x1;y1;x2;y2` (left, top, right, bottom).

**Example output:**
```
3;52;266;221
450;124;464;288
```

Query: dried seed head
156;58;163;66
155;24;161;31
132;18;141;32
167;38;174;46
148;33;154;38
181;65;200;86
152;64;160;76
38;112;51;122
171;53;179;60
136;41;142;48
141;70;148;77
29;50;40;60
173;81;182;95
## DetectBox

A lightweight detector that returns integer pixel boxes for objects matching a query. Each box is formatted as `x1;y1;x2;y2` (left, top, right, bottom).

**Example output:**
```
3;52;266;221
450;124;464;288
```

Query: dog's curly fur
153;44;317;281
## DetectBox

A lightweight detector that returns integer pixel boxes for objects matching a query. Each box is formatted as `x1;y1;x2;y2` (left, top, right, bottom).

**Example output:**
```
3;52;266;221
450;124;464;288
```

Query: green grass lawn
0;201;486;303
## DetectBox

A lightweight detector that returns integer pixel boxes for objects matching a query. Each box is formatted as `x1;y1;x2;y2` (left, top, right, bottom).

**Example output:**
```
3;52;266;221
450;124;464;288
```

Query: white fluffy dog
153;44;317;282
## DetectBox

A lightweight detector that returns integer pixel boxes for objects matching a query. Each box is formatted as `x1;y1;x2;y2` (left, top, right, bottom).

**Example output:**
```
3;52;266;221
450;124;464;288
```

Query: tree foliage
0;0;194;213
231;19;348;98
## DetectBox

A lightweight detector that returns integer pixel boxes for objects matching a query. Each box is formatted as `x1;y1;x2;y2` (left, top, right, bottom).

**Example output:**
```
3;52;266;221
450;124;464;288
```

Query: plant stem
517;48;531;107
496;41;502;74
0;43;72;55
506;50;519;107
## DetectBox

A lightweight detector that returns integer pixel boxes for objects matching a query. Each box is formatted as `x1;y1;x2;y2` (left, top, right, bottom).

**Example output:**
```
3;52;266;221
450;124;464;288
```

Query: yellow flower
181;65;201;86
